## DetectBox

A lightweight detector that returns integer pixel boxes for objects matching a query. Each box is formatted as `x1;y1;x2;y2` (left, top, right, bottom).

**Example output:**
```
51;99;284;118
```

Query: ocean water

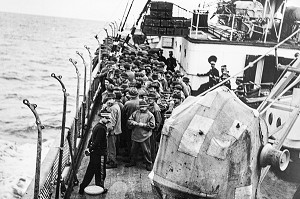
0;12;106;198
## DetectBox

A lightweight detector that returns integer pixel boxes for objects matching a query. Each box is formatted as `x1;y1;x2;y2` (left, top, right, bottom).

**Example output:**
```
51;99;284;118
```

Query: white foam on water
0;140;52;199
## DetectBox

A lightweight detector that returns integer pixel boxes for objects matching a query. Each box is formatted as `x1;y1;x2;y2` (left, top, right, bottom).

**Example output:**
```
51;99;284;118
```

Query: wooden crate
166;28;175;35
159;27;167;35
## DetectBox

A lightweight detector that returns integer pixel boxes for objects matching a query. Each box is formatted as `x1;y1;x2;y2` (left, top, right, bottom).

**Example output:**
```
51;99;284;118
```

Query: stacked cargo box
141;1;191;36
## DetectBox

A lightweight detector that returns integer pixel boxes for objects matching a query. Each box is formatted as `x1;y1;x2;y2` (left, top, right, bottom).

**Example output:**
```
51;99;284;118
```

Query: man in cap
165;70;173;91
102;83;115;104
126;100;155;171
112;69;122;86
124;63;135;83
173;70;189;98
166;51;177;72
173;84;185;101
166;92;182;114
158;49;167;65
197;55;220;94
121;88;140;158
147;93;163;162
220;65;231;89
79;114;110;195
102;93;122;169
182;76;192;96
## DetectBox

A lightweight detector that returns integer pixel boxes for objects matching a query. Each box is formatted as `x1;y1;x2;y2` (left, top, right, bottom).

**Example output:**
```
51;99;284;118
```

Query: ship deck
70;106;299;199
70;112;154;199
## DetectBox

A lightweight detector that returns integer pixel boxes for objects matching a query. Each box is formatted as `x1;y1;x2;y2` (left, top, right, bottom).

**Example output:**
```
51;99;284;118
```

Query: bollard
84;185;104;199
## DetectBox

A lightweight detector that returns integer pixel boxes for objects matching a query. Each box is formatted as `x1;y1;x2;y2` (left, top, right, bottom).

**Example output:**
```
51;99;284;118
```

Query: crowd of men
78;46;233;195
78;47;194;194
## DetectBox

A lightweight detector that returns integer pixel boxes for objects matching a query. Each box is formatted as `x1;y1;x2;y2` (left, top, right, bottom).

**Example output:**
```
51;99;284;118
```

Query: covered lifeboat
150;86;269;199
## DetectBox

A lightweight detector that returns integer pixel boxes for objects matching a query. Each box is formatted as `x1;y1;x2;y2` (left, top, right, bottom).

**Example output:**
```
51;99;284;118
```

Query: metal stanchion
69;58;80;151
76;51;87;136
23;99;44;199
84;45;93;118
51;73;68;199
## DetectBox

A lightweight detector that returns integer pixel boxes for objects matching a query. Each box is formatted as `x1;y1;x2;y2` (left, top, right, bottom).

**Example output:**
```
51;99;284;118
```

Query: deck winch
259;143;290;171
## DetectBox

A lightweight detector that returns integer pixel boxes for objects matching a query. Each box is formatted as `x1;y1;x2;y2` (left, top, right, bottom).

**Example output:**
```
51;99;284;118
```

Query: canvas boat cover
151;86;268;199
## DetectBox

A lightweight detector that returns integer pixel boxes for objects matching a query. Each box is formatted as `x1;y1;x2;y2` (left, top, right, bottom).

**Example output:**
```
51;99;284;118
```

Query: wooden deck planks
71;160;154;199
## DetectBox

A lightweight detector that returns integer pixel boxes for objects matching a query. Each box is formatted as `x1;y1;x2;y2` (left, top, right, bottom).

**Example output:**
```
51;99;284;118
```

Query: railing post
51;73;68;199
23;99;44;199
84;45;93;119
76;51;87;137
196;10;200;37
275;47;278;68
69;58;80;151
277;0;287;42
230;14;235;41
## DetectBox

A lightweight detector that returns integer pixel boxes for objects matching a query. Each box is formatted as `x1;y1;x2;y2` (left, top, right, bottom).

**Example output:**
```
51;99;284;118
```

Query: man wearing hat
102;93;122;169
79;113;110;195
126;100;155;171
166;92;182;114
173;84;185;101
124;63;135;83
173;70;189;98
121;88;140;158
197;55;220;94
147;93;163;162
102;83;115;104
166;51;177;72
112;68;122;86
158;49;167;65
182;76;192;96
220;65;231;89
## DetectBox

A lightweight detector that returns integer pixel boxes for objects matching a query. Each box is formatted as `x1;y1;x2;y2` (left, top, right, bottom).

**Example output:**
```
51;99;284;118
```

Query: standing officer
197;55;220;94
79;114;110;195
166;51;177;72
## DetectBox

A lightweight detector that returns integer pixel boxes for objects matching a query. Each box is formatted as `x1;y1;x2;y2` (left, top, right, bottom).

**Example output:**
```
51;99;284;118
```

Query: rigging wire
121;0;135;32
119;0;130;31
95;0;125;36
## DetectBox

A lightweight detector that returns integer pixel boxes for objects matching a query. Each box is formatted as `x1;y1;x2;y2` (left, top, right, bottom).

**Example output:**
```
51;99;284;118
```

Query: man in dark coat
158;49;167;65
147;93;162;162
79;115;110;195
166;51;177;72
197;55;220;94
121;87;140;157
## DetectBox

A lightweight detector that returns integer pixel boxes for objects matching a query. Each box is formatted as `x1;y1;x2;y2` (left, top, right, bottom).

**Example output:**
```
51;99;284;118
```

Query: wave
28;59;50;65
0;76;24;82
4;93;19;99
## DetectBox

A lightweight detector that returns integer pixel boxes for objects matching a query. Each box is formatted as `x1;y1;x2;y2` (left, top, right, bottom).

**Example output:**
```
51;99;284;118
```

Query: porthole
268;113;273;125
276;117;281;127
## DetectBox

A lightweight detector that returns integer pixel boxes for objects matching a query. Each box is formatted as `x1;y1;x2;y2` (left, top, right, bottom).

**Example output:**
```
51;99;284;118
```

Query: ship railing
188;11;281;43
22;68;102;199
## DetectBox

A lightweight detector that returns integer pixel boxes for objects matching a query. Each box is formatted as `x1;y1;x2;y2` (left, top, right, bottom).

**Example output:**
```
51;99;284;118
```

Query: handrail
23;99;44;199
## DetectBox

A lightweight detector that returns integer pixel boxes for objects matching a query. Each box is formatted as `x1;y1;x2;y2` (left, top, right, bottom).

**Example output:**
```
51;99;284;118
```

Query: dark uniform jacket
166;57;177;72
88;123;107;155
203;68;220;85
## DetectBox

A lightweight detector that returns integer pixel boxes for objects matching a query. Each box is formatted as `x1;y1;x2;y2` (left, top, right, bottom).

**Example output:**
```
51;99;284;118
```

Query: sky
0;0;299;23
0;0;198;22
